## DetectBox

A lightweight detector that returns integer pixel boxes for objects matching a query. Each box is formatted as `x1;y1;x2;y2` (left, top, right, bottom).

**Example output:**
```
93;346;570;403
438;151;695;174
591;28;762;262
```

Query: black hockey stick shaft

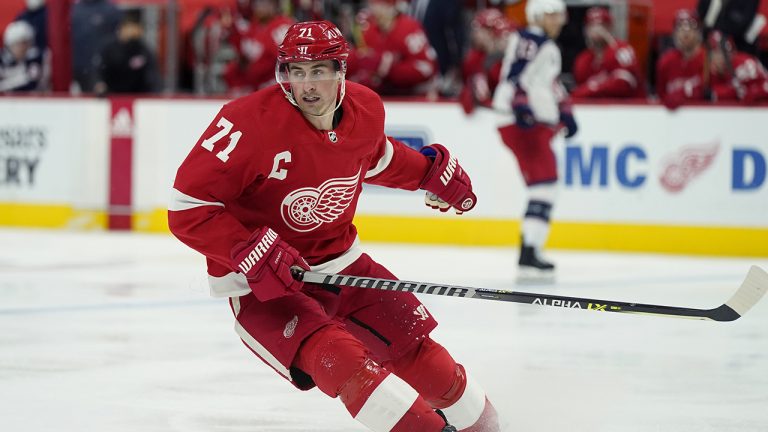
291;266;768;322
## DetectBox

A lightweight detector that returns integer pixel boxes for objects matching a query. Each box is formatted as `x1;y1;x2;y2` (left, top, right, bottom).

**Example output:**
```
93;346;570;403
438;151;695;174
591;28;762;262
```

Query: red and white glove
231;227;309;302
419;144;477;214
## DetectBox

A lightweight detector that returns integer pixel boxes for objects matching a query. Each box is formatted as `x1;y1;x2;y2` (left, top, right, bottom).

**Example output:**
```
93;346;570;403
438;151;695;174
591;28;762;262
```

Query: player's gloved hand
512;96;535;129
559;111;578;138
231;227;310;302
419;144;477;214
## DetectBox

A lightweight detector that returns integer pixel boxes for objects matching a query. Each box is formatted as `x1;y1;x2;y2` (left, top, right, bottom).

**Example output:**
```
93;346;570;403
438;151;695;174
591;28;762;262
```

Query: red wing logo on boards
659;141;719;193
281;170;360;232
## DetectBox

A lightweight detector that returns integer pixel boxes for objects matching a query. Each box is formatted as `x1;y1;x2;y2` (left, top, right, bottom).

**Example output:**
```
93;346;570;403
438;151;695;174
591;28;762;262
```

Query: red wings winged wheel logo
281;170;360;232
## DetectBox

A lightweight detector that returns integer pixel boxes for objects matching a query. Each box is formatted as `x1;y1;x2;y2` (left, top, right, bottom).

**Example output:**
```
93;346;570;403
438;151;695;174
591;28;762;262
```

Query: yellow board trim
0;203;107;229
133;209;768;257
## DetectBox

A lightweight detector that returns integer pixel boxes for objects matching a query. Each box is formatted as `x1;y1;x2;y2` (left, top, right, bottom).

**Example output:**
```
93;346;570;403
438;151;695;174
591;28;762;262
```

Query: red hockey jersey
224;15;294;91
168;82;431;297
655;47;706;107
710;52;768;103
347;13;437;94
459;48;503;114
571;41;644;98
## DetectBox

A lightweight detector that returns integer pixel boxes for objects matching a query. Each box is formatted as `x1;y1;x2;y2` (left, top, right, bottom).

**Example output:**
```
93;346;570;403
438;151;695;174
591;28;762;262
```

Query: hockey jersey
571;40;644;98
492;27;566;125
347;12;437;94
459;48;503;114
655;46;706;106
168;82;431;297
710;52;768;103
223;15;294;91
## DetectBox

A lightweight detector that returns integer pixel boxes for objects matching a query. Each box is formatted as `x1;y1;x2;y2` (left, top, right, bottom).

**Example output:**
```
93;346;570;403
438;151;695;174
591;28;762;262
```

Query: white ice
1;228;767;432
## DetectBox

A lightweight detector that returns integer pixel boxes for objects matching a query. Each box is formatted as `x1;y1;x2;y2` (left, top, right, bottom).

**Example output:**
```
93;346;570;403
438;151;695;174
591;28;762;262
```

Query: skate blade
516;266;556;285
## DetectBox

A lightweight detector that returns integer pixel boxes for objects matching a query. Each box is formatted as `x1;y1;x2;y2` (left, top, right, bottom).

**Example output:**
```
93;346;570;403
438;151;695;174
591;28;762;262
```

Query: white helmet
526;0;566;25
3;21;34;48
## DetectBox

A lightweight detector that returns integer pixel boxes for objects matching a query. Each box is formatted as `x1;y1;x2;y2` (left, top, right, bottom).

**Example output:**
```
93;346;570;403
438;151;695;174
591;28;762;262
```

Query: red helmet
585;7;612;28
277;20;350;65
674;9;699;30
472;9;515;37
707;30;734;53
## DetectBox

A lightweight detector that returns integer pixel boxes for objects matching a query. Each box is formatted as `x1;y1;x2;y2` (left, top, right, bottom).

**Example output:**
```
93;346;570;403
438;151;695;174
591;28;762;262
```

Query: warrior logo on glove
419;144;477;214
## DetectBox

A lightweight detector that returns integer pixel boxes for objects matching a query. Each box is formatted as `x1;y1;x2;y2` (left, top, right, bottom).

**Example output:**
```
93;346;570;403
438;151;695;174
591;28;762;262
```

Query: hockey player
656;9;706;109
491;0;577;281
571;7;644;99
459;8;515;114
706;30;768;104
169;20;499;432
346;0;438;95
222;0;294;92
1;20;48;92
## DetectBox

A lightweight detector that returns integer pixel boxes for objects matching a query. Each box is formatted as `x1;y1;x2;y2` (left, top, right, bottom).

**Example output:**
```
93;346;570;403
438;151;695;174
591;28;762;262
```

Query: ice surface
1;228;767;431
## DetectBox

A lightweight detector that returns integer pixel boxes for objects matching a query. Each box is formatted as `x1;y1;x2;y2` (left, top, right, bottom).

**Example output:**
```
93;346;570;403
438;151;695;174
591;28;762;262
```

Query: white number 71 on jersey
200;116;241;162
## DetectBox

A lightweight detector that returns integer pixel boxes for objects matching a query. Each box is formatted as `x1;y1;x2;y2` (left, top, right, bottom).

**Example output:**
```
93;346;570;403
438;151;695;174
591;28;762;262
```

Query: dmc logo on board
563;142;766;192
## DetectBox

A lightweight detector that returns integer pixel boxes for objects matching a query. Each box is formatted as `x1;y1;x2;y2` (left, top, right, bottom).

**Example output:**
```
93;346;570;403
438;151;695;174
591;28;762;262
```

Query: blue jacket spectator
0;20;49;92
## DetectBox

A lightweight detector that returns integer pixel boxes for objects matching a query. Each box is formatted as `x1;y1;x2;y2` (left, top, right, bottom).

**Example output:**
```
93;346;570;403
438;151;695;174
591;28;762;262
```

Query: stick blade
721;266;768;320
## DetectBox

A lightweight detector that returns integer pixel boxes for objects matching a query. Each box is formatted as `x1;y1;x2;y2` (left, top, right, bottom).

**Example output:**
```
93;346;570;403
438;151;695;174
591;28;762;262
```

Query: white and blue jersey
492;26;566;125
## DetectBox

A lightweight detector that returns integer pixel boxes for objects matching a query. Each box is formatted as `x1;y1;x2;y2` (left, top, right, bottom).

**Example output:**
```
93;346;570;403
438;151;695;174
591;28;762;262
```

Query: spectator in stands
459;8;514;114
697;0;765;55
71;0;122;93
14;0;47;54
656;9;706;109
571;7;645;99
409;0;466;96
0;20;49;92
347;0;438;96
222;0;294;93
707;30;768;104
93;10;161;95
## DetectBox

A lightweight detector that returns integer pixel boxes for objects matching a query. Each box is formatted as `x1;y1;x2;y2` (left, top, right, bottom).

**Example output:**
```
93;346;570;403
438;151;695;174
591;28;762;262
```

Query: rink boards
0;96;766;256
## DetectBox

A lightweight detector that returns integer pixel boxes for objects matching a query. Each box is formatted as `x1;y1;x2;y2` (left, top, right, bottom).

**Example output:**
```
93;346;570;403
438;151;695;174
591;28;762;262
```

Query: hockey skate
516;243;555;284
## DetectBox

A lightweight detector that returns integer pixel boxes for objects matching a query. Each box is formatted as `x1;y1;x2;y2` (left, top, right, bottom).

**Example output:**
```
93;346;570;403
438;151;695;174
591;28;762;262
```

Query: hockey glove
231;227;310;302
559;111;578;138
512;94;535;128
419;144;477;214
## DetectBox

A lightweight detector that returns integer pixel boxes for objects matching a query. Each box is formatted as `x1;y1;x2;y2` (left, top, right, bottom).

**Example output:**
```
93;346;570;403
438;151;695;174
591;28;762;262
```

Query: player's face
674;23;701;52
471;27;494;52
287;60;341;117
585;23;610;49
369;1;396;25
9;40;32;61
540;12;566;39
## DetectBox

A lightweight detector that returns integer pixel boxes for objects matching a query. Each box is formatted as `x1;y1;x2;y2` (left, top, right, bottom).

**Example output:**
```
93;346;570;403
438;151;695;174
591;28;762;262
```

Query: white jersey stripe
439;373;486;430
613;69;638;89
234;317;291;379
168;187;225;211
207;237;363;298
208;272;251;298
365;137;395;179
354;373;419;432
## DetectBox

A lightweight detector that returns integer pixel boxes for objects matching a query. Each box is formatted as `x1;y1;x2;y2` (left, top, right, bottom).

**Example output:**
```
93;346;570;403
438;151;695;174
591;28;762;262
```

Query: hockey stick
291;266;768;322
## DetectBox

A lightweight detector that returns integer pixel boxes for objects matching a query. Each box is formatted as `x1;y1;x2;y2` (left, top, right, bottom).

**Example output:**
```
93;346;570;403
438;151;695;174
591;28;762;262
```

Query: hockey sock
385;338;500;431
295;325;446;432
521;182;556;249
